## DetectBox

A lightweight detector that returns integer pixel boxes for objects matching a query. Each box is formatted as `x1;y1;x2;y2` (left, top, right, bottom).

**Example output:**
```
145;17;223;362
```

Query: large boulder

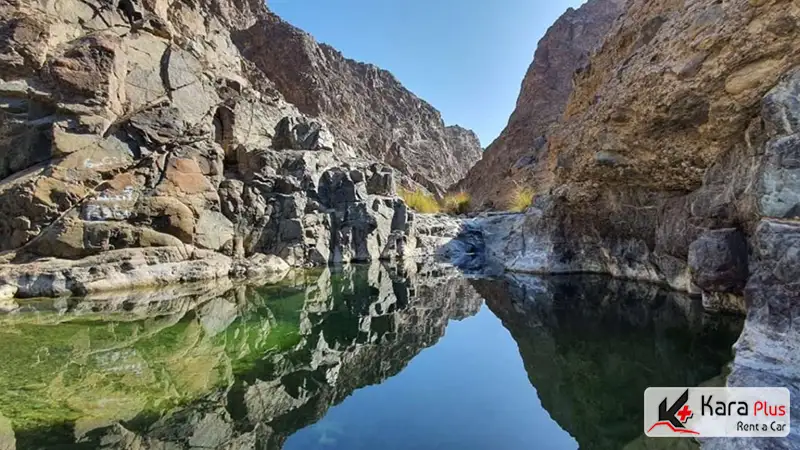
736;220;800;381
688;228;749;293
272;116;334;151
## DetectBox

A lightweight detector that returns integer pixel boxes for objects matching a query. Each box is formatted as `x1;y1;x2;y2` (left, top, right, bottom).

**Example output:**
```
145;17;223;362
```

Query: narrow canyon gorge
0;0;797;448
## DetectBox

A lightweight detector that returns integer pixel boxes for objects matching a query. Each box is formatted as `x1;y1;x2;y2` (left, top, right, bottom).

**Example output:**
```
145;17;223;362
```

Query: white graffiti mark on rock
84;157;124;169
82;187;138;221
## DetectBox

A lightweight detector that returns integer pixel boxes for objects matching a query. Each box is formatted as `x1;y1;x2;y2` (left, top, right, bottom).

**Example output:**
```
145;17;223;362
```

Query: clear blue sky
269;0;587;147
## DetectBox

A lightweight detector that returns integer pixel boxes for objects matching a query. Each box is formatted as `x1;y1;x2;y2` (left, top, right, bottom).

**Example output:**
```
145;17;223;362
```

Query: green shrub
508;186;535;212
398;187;440;213
442;192;471;215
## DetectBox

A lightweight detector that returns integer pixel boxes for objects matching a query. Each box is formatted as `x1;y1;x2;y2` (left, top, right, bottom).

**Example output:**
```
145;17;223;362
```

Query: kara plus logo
644;387;790;438
647;389;699;435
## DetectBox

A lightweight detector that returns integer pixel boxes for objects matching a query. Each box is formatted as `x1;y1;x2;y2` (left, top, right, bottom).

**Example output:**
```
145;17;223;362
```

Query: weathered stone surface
194;210;235;251
0;247;232;297
688;229;749;294
365;164;396;196
446;2;800;445
0;0;479;297
759;133;800;219
43;33;127;118
272;115;334;151
736;220;800;380
229;253;290;279
0;15;51;76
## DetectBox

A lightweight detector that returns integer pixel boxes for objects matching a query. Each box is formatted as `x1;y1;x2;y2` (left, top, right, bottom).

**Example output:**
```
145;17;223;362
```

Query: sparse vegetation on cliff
508;186;535;212
399;189;474;215
399;188;441;214
442;192;471;215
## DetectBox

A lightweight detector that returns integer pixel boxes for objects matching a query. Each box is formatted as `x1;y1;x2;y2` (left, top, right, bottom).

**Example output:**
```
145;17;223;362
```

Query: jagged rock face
455;0;625;207
457;0;800;305
552;0;800;194
0;0;475;297
232;13;483;195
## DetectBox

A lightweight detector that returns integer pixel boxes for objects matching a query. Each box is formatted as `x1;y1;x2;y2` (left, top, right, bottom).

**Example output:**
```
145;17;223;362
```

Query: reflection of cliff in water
472;274;744;450
1;263;482;450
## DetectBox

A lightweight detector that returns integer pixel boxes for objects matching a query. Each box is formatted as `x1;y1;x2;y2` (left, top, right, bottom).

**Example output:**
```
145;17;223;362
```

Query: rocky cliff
455;0;625;207
455;0;800;446
232;13;483;195
0;0;480;297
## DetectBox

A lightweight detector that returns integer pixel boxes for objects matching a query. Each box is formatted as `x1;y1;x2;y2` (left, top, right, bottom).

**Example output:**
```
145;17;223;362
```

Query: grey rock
759;134;800;219
272;116;334;151
233;15;481;192
188;411;233;448
366;164;396;196
762;69;800;138
0;0;481;296
195;210;235;251
688;228;749;294
0;247;233;298
127;106;186;146
318;168;367;207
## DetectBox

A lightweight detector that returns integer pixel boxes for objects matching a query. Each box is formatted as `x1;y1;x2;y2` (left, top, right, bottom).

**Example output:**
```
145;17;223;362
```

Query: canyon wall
455;0;625;207
233;13;483;195
0;0;480;297
457;1;800;445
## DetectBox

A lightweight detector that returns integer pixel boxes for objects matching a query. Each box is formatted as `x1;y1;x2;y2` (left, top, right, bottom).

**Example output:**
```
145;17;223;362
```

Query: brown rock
134;196;196;243
42;33;127;117
456;0;625;207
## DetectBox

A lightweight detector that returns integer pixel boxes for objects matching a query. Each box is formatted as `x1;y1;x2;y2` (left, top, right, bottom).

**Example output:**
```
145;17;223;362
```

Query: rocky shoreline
0;0;479;301
1;0;799;446
0;209;464;301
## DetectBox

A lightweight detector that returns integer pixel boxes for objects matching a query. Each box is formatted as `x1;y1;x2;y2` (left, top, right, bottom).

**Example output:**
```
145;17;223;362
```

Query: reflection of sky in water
285;304;578;450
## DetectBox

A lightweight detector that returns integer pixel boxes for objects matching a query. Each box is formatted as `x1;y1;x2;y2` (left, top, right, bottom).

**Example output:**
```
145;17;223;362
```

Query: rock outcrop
455;0;625;207
232;13;483;195
0;0;479;297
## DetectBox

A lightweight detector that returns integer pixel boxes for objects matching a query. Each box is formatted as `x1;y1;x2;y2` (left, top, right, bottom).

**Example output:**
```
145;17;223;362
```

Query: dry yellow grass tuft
442;192;471;215
508;186;535;212
398;187;441;214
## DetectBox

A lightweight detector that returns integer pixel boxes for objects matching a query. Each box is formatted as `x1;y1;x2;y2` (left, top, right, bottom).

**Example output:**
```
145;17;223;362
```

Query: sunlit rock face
455;0;625;208
472;273;742;450
232;14;482;196
0;263;481;449
450;2;800;434
0;0;479;297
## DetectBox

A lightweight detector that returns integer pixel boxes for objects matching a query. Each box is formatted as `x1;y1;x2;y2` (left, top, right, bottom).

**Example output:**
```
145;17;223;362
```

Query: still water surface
0;264;742;450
